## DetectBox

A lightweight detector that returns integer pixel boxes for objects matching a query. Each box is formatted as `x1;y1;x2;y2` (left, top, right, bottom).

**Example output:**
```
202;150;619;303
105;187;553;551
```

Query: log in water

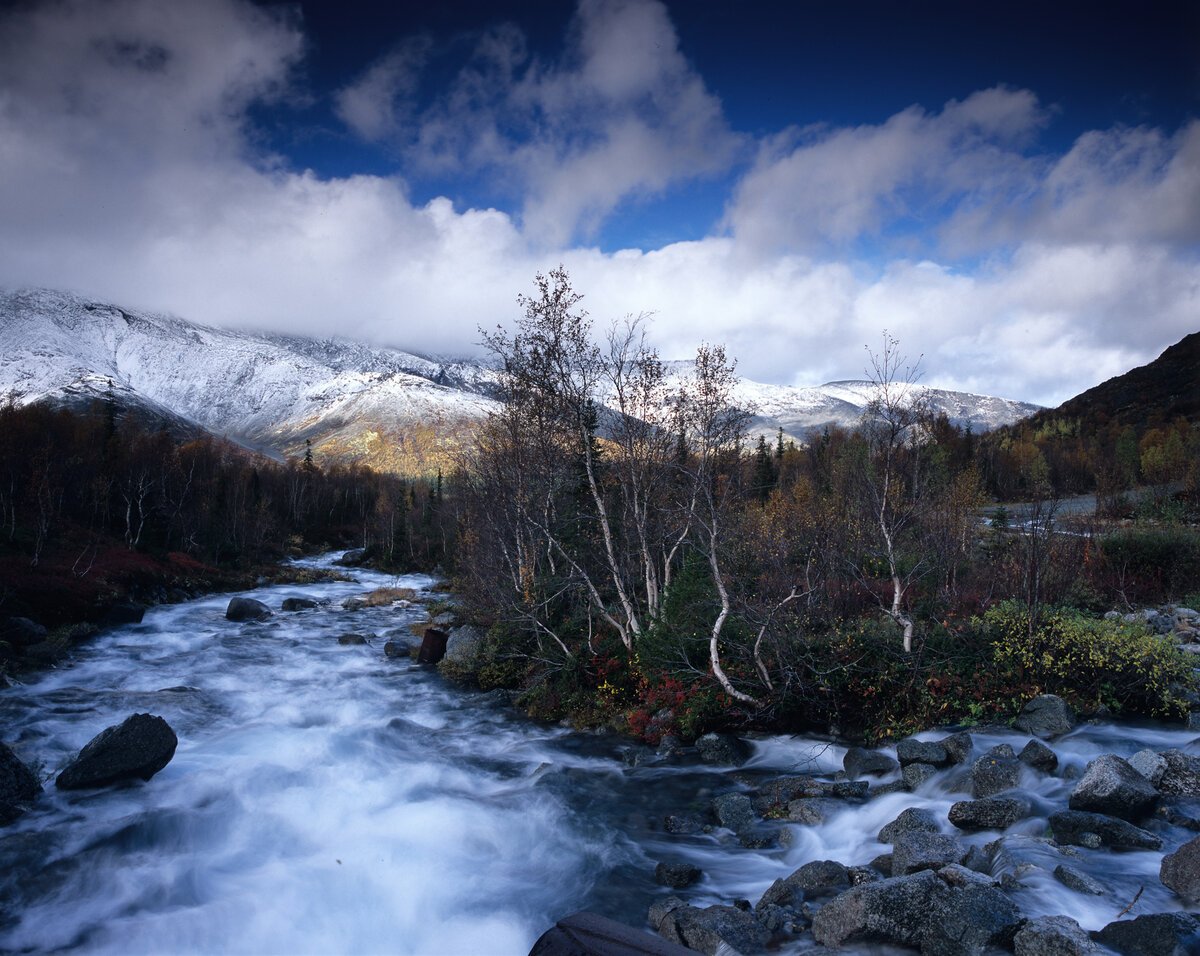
1;554;1197;954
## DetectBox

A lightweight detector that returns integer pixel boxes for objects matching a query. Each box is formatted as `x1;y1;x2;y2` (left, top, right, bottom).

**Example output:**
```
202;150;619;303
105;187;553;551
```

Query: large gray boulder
1013;915;1092;956
56;713;177;790
0;742;42;824
1158;749;1200;796
891;831;965;876
1092;913;1200;956
897;739;951;767
649;899;769;955
1160;833;1200;905
843;746;899;778
1018;739;1059;773
940;733;973;765
1068;754;1158;820
1013;694;1075;737
694;733;751;766
971;744;1022;797
281;596;319;611
1048;809;1161;850
530;911;694;956
878;807;941;844
438;625;486;680
948;796;1029;832
922;883;1023;956
711;792;756;832
1127;749;1168;787
783;859;850;893
654;862;701;889
226;597;272;622
810;869;949;950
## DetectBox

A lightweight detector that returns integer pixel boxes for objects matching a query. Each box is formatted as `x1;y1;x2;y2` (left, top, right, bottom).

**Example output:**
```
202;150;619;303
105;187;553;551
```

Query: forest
3;271;1199;742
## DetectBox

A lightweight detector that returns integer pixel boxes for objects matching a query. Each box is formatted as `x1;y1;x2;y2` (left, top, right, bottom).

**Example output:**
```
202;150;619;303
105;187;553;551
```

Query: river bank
3;553;1200;954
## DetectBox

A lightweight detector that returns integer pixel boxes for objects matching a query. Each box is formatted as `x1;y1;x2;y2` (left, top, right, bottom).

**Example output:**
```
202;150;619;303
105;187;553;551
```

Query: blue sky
0;0;1197;405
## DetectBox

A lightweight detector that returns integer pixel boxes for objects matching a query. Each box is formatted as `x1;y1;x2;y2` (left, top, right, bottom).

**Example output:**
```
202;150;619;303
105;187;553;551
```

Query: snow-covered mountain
1;288;1039;472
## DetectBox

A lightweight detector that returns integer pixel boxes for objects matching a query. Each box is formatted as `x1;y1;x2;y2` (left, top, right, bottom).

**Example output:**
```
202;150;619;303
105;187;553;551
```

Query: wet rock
712;792;756;831
416;627;448;665
869;853;893;876
784;859;850;893
923;883;1023;956
948;796;1029;832
1053;863;1104;896
937;864;996;889
752;776;814;813
0;742;42;824
651;900;769;955
1068;754;1158;820
530;910;694;956
878;807;941;844
757;877;801;911
1127;749;1167;787
843;746;899;779
656;734;683;757
891;831;965;876
0;616;46;647
1019;739;1059;773
1158;749;1200;796
439;625;486;679
694;733;751;766
1160;833;1200;904
1092;912;1200;956
941;732;973;765
787;799;832;825
101;601;145;626
961;845;992;875
281;596;319;611
897;739;950;767
1013;694;1076;737
1013;915;1092;956
663;815;701;835
831;780;869;799
336;548;366;566
383;640;411;658
903;762;939;790
810;869;950;950
226;597;272;622
987;835;1073;887
736;829;774;849
654;862;701;889
336;633;368;645
1048;809;1162;850
971;744;1021;798
56;713;177;790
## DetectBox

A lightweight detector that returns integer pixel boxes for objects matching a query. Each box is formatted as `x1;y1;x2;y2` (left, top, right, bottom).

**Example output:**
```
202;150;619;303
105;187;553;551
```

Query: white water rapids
1;554;1197;955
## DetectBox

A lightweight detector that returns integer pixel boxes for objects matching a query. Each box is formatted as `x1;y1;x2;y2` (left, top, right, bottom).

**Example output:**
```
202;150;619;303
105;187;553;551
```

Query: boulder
1158;749;1200;796
878;807;941;844
650;900;769;955
101;602;145;626
1013;915;1092;956
756;877;801;911
439;625;486;679
1068;754;1158;820
810;869;950;950
711;792;756;832
0;616;47;647
694;733;751;766
56;713;177;790
941;733;973;765
891;831;965;876
843;746;899;778
936;864;996;889
1092;913;1200;956
783;859;850;893
337;633;368;645
654;862;701;889
903;762;939;790
1018;739;1059;773
1048;809;1161;850
897;739;951;767
226;597;272;622
663;815;701;835
530;911;693;956
1160;833;1200;905
281;596;319;611
971;744;1022;798
383;640;411;658
948;796;1030;832
1013;694;1075;737
416;627;448;665
922;883;1023;956
1053;864;1104;896
753;776;816;813
336;548;366;566
0;742;42;825
1127;749;1167;787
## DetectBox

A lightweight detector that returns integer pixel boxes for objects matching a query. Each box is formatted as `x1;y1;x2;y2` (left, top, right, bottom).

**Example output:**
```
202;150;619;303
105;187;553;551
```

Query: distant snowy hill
1;288;1039;472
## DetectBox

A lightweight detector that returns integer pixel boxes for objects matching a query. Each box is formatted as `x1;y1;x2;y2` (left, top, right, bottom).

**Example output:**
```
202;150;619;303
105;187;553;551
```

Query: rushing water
1;555;1197;955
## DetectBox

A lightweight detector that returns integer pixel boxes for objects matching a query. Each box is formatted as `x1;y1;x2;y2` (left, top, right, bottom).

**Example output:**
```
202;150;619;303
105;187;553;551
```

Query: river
0;554;1196;954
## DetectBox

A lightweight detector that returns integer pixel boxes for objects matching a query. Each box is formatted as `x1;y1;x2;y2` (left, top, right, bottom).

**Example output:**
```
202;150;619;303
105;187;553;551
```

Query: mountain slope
2;288;1040;472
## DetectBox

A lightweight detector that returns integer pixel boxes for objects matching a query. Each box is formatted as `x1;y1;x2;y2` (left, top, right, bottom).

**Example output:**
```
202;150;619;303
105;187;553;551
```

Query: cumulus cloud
336;0;741;245
0;0;1196;408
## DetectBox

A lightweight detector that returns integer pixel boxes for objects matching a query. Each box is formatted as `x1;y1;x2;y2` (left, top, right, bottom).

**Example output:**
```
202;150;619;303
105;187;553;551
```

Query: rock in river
56;713;178;790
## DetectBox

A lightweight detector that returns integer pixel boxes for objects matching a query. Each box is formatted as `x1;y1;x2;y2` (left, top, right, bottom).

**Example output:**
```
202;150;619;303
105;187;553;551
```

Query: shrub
981;600;1194;718
1100;526;1200;602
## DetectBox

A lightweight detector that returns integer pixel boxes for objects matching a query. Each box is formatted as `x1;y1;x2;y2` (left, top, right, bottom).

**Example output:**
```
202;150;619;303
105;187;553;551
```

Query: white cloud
0;0;1196;409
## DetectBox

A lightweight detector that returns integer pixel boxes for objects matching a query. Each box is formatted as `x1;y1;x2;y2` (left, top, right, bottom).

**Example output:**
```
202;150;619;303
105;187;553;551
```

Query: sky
0;0;1197;406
